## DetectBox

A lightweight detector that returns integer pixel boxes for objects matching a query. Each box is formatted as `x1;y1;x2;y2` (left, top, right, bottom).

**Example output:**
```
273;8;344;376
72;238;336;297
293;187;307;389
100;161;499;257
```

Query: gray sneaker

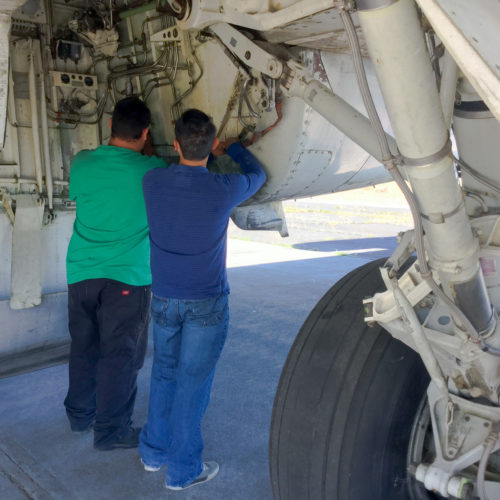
165;461;219;491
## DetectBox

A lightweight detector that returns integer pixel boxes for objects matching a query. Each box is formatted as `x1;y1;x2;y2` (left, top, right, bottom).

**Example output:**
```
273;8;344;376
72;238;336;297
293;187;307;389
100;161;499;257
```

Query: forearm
226;142;266;182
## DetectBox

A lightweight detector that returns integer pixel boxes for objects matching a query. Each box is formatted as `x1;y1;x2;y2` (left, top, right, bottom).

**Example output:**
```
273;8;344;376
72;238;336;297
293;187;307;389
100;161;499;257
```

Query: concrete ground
0;184;411;500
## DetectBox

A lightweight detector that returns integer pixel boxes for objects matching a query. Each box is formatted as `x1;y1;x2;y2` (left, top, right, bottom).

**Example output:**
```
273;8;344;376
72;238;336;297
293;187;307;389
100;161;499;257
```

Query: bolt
244;51;251;60
470;387;483;398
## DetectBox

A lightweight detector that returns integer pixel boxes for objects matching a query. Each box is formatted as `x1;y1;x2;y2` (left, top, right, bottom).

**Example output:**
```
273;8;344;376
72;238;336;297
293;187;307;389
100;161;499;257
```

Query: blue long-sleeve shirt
143;142;267;299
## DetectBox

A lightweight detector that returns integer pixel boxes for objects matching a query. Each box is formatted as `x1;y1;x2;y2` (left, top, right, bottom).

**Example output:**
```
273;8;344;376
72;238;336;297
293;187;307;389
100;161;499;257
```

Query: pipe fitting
415;464;474;499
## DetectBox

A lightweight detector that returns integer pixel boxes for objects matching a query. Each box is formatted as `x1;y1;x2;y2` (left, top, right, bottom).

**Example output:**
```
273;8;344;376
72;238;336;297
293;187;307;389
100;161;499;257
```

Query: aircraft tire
269;258;434;500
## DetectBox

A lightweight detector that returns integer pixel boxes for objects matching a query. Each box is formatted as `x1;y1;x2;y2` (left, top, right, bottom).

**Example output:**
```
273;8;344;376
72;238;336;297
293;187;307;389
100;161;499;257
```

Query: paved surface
0;186;411;500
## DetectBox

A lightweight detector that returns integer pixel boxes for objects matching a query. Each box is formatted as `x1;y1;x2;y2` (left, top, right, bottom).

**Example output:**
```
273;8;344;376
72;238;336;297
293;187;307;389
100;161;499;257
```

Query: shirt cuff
226;142;246;158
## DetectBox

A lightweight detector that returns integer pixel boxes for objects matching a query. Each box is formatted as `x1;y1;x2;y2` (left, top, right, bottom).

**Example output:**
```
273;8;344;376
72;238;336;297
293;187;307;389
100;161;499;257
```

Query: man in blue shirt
140;109;266;490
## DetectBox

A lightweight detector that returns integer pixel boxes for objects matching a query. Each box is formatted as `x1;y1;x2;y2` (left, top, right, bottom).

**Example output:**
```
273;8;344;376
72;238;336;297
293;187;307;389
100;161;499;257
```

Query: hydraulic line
455;155;500;194
477;424;500;500
28;49;44;195
238;77;259;129
170;32;203;116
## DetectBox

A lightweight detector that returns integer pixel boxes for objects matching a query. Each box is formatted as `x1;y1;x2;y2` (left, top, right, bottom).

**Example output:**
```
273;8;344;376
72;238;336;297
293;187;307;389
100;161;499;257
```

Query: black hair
174;109;216;160
111;96;151;140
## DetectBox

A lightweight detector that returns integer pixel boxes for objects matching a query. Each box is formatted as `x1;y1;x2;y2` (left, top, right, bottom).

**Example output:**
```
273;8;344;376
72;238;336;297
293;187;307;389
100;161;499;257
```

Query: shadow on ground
293;236;398;260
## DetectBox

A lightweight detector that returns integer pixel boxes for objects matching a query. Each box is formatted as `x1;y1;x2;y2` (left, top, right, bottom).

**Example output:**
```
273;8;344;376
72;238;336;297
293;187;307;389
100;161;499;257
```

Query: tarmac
0;186;411;500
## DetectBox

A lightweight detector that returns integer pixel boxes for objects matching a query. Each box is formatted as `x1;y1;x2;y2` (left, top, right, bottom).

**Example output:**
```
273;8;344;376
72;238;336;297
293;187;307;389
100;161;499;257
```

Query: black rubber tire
269;258;430;500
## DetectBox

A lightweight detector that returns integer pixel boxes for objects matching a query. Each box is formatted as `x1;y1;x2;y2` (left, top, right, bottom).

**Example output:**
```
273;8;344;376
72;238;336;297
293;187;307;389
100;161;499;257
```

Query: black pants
64;278;151;447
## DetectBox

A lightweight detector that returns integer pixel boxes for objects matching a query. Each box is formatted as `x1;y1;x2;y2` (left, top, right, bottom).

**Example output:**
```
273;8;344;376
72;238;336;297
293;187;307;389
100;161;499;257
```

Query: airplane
1;1;499;498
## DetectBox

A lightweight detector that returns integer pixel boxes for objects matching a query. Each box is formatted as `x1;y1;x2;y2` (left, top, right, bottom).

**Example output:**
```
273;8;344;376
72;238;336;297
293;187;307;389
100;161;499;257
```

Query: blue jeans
139;293;229;487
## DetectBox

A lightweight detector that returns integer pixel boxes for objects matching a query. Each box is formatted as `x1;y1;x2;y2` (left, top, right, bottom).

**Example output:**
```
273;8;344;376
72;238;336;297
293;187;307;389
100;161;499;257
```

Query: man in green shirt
64;97;166;450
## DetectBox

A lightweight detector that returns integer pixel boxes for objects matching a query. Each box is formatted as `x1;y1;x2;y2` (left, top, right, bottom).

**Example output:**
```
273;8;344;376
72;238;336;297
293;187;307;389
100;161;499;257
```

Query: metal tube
440;51;458;128
0;13;11;150
7;45;20;173
357;0;398;9
358;0;494;333
454;271;495;334
0;178;39;184
38;55;54;210
358;0;446;157
392;284;448;396
287;76;398;162
28;51;44;195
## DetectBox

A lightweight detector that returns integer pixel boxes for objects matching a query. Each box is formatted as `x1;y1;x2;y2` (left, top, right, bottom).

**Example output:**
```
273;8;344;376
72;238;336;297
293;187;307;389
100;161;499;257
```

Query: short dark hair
174;109;216;160
111;96;151;140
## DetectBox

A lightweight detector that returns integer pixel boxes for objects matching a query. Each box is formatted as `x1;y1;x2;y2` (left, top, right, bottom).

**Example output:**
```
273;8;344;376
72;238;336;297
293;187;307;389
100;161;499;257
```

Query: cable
238;77;259;129
47;87;110;125
455;155;500;194
339;8;500;354
465;191;489;214
170;32;203;118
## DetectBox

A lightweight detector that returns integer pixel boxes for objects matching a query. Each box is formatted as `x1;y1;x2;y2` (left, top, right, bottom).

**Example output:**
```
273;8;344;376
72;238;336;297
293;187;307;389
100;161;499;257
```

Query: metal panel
11;0;46;24
0;292;69;378
416;0;500;122
10;194;44;309
262;9;369;55
243;52;393;204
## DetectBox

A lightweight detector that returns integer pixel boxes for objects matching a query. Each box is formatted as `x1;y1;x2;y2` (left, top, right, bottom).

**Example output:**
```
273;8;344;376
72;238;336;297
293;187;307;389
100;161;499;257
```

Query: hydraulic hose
477;424;500;500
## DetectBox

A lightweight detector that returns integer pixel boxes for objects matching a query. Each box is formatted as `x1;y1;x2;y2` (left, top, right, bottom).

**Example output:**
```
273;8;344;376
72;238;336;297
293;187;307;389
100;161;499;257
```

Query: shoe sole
94;427;141;451
144;465;161;472
141;459;161;472
165;463;219;490
71;427;93;434
70;422;94;433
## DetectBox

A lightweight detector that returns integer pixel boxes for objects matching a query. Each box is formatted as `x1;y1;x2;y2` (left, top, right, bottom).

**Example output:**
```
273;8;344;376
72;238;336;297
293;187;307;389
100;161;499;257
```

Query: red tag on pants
121;290;130;296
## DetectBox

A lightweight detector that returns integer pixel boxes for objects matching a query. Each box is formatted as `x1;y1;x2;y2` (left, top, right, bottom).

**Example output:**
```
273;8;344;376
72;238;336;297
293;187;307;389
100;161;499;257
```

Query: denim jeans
139;292;229;487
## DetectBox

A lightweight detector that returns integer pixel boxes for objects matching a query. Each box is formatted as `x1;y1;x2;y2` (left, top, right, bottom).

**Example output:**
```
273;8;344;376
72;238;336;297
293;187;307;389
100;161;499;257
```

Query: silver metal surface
282;60;398;163
358;0;493;327
356;0;398;11
401;138;451;167
9;194;44;309
416;0;500;122
210;23;283;79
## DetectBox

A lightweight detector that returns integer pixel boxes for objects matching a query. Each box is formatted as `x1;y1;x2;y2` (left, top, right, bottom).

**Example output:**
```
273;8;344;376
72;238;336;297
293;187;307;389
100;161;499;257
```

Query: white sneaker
141;458;161;472
165;461;219;490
